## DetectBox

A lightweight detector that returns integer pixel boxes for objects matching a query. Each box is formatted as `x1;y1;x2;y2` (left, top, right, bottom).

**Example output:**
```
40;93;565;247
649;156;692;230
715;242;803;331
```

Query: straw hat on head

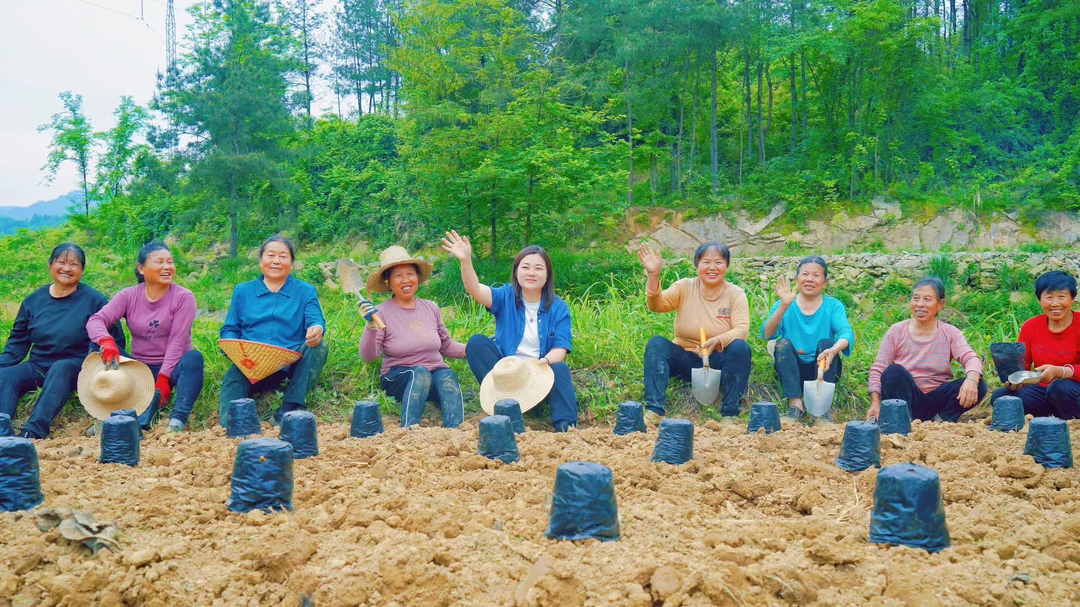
218;339;301;384
479;356;555;415
367;246;434;294
77;353;156;421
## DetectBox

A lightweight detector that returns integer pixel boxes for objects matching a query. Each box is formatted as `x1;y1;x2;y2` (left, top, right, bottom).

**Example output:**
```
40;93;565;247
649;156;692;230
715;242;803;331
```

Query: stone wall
726;251;1080;294
635;199;1080;256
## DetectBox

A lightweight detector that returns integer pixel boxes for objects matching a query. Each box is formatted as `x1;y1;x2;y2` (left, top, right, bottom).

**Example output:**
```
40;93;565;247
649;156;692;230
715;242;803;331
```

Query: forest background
1;0;1078;428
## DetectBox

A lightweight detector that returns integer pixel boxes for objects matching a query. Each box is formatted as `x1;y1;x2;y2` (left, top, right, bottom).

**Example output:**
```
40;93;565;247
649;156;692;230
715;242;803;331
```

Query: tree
276;0;327;120
95;96;150;201
157;0;296;257
38;91;96;216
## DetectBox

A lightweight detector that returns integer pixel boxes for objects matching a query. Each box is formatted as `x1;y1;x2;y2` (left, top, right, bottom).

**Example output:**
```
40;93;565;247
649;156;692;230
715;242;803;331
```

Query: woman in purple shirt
86;242;204;432
358;246;466;428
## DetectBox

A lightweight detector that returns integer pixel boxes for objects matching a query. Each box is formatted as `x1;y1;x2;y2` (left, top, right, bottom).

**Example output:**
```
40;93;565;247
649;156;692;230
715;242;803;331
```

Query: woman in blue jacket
442;231;577;431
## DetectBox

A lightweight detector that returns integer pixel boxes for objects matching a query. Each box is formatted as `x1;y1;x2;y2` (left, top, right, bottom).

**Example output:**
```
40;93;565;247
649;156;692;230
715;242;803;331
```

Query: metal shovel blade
802;378;836;417
691;367;721;405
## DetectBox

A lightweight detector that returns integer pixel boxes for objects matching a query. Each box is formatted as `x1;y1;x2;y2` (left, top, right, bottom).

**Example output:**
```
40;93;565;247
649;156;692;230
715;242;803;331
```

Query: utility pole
165;0;177;72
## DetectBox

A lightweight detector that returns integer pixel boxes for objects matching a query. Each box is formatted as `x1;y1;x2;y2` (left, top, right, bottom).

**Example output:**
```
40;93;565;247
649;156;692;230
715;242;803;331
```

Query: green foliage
94;97;150;202
37;91;96;216
999;264;1029;293
928;255;958;290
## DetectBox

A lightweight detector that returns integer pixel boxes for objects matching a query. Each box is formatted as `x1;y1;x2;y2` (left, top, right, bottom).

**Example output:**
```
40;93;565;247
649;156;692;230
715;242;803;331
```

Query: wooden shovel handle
349;286;387;330
371;312;387;331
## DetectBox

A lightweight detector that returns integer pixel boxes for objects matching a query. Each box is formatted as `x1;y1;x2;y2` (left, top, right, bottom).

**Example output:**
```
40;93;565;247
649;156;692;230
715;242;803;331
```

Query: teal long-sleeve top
220;275;325;352
761;296;855;364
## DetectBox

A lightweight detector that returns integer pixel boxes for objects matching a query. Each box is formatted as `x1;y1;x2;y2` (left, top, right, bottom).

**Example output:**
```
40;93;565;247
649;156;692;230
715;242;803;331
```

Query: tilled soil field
2;414;1080;607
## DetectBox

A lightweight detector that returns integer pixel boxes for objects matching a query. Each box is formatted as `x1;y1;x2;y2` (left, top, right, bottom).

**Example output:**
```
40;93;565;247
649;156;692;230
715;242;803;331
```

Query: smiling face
138;250;175;286
259;241;294;282
1039;289;1076;323
388;264;420;301
49;250;85;290
795;262;827;297
696;250;728;288
910;285;944;322
515;253;549;292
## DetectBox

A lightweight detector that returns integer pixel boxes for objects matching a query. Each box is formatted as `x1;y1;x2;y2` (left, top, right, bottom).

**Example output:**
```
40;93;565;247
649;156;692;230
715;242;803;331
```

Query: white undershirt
515;299;542;358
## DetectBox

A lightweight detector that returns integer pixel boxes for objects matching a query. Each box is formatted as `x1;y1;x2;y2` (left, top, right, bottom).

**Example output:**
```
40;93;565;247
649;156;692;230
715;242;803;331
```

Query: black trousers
880;363;987;422
991;379;1080;420
643;335;751;417
465;335;578;425
774;338;841;400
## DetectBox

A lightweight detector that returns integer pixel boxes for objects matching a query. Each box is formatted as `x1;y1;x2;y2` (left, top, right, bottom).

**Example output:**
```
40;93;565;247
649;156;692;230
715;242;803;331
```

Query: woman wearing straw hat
0;243;125;439
86;242;204;432
441;231;577;432
637;241;752;425
219;236;328;426
357;246;466;428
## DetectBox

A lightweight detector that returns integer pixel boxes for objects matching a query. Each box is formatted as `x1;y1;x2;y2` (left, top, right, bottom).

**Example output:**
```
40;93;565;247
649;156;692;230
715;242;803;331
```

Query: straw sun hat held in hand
77;353;155;421
479;356;555;415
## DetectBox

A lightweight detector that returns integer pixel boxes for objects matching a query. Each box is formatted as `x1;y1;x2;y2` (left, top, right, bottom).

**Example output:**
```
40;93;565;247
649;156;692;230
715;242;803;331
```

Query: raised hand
441;230;473;262
775;274;796;306
637;242;662;275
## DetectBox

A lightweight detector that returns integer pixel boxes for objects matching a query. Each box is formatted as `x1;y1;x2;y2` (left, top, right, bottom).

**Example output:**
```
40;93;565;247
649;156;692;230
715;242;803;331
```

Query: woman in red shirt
992;271;1080;419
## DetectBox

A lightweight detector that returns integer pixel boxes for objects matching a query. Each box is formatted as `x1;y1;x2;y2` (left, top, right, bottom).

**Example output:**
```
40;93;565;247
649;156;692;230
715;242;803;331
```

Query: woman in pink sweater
358;246;466;428
86;242;203;432
865;276;986;422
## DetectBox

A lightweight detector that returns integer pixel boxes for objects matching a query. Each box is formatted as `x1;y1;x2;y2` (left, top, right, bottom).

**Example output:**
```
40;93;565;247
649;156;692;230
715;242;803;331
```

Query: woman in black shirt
0;244;123;438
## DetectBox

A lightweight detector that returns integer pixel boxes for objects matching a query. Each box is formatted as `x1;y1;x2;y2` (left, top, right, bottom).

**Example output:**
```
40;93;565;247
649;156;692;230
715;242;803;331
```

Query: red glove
99;337;120;369
155;374;171;404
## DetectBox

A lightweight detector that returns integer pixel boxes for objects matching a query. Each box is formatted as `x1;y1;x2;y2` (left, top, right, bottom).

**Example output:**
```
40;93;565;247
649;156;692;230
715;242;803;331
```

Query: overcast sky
2;1;351;208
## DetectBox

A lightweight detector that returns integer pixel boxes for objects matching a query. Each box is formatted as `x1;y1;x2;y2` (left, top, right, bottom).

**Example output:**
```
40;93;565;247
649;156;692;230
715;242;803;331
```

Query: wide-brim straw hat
366;246;435;294
479;356;556;415
218;339;301;384
77;353;155;421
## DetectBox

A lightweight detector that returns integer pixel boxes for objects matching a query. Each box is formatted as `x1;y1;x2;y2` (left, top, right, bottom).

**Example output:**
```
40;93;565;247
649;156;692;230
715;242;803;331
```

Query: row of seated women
1;235;1077;439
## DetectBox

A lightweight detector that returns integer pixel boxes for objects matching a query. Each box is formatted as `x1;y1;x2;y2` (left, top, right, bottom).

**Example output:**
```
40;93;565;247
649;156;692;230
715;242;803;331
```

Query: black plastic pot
477;415;520;463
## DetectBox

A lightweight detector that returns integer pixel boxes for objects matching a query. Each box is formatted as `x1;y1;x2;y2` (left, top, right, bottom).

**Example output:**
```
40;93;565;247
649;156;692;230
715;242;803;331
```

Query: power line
71;0;165;42
74;0;141;20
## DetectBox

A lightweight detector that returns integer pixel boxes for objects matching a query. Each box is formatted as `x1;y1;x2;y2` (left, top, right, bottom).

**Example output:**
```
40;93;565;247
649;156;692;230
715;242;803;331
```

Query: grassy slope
0;225;1043;430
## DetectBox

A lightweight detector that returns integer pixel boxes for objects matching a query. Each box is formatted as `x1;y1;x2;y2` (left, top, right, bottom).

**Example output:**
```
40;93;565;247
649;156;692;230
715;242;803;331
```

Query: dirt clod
0;418;1078;605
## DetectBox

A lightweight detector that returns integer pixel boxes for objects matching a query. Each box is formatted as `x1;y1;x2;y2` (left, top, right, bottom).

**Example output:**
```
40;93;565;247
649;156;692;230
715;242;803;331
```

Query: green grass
0;225;1051;432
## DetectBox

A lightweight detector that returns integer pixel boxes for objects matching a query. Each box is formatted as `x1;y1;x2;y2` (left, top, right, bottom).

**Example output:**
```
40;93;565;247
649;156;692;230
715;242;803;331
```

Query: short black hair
259;235;295;261
135;242;170;284
694;241;730;266
797;256;828;278
913;276;946;301
49;243;86;269
1035;271;1078;299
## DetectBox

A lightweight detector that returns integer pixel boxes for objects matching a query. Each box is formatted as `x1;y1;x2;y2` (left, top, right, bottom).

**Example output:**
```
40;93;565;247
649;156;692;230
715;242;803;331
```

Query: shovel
337;259;387;330
691;327;721;405
802;356;836;417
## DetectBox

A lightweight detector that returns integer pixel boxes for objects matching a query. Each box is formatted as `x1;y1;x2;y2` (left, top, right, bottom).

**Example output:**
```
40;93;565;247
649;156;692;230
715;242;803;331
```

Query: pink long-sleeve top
358;297;466;377
86;283;197;378
869;319;983;394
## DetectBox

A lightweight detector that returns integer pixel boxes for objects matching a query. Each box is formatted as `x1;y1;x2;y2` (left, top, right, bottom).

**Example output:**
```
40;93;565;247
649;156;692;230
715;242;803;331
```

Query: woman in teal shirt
761;256;854;422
